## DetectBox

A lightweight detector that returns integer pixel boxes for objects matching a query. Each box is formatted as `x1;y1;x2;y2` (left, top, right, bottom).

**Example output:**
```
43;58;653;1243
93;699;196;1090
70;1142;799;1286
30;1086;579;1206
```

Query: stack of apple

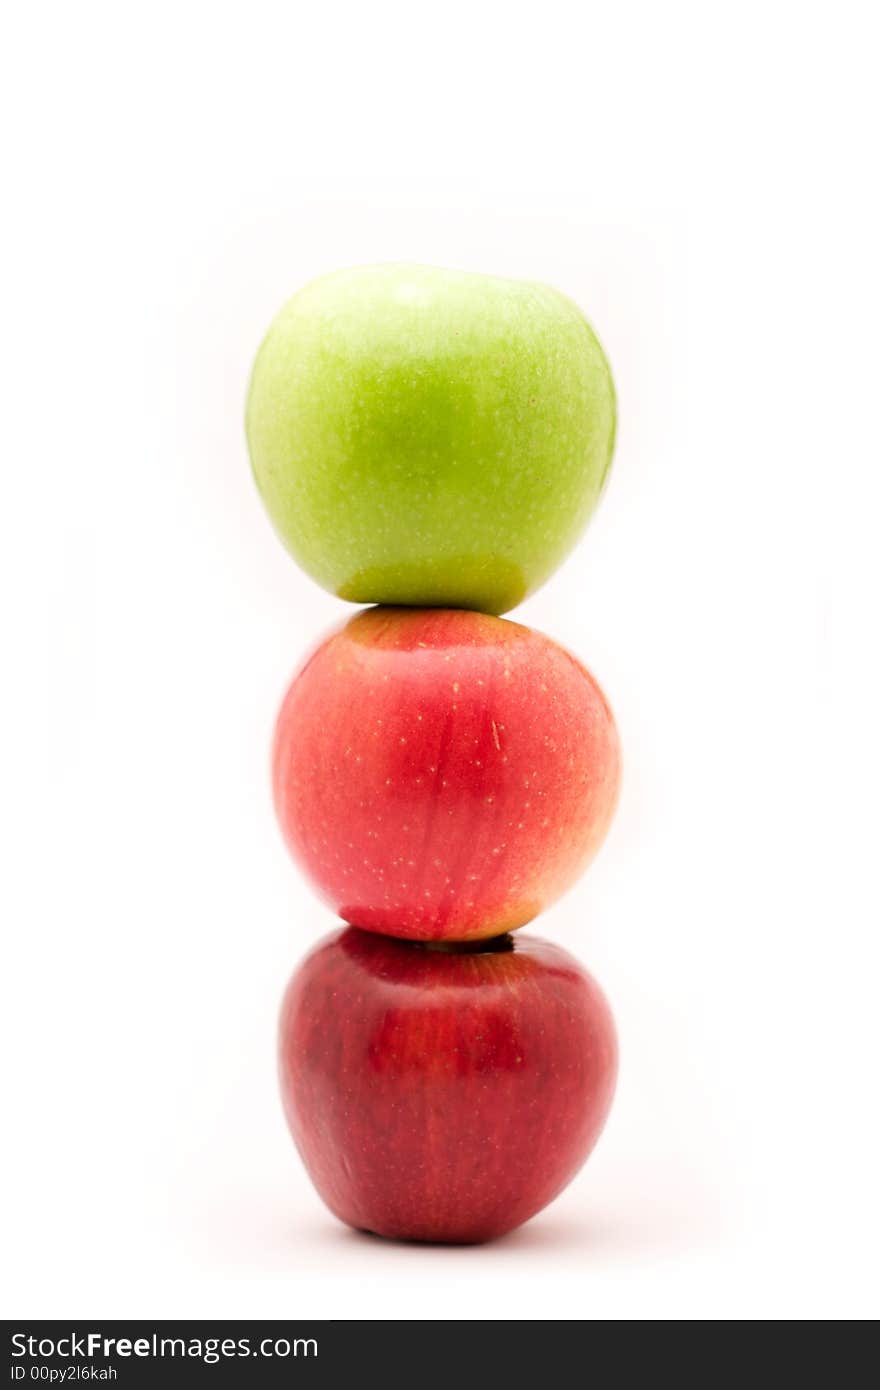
246;265;621;1243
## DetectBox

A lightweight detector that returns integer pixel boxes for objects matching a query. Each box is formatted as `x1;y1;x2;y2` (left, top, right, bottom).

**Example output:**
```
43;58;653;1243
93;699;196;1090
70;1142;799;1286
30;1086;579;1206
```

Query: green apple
245;264;615;614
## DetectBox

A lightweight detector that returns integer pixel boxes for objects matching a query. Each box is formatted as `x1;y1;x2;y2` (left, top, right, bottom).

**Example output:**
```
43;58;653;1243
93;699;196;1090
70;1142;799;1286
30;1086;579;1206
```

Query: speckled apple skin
279;927;618;1244
246;264;616;615
272;607;621;942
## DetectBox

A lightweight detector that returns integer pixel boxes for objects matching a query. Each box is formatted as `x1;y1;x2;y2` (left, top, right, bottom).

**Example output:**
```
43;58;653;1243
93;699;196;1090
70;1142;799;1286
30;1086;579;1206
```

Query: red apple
273;607;620;941
279;926;618;1243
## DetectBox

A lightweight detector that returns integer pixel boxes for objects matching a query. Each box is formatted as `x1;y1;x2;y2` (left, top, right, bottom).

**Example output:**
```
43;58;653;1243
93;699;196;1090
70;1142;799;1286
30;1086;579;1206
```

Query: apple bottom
279;927;618;1244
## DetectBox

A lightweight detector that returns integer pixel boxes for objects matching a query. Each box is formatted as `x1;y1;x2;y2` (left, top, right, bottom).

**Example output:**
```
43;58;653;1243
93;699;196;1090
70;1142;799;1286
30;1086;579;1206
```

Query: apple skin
279;926;618;1243
246;263;615;615
273;607;621;942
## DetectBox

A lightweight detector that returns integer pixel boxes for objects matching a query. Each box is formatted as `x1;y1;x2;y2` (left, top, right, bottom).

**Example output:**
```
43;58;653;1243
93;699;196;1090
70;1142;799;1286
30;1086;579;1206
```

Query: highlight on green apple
245;263;616;614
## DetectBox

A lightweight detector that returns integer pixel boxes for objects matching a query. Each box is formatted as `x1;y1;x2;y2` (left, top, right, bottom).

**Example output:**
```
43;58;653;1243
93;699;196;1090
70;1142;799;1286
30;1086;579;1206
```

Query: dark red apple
279;926;618;1243
273;607;620;941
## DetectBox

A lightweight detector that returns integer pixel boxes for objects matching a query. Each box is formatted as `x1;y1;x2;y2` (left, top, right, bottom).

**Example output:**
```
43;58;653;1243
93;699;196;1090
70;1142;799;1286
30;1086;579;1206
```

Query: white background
2;2;878;1321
